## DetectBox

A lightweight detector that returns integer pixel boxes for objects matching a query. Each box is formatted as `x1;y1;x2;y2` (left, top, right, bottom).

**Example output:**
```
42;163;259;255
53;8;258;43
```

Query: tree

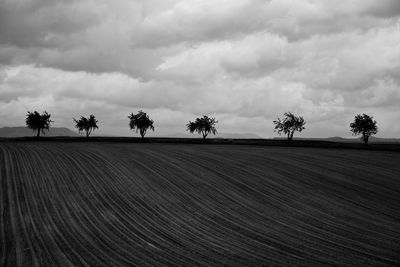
350;113;377;145
73;114;99;138
128;110;154;138
273;112;305;141
25;111;53;138
186;115;218;142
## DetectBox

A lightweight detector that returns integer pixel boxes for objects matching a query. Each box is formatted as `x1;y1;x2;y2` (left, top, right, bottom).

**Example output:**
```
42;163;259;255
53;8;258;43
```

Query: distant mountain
0;126;78;137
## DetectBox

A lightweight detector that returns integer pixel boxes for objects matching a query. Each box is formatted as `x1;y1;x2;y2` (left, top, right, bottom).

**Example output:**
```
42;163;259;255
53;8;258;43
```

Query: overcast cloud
1;0;399;137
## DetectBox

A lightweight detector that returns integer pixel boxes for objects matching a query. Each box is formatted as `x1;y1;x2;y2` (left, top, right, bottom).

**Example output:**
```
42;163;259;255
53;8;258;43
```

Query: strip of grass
1;136;399;152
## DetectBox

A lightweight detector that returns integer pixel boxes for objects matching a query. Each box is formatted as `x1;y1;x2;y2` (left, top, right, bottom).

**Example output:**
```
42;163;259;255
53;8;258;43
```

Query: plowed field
1;142;400;266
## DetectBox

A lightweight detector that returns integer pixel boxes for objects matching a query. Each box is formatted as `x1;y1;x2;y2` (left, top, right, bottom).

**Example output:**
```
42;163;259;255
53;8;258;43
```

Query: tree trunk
287;132;293;142
202;133;207;142
140;129;146;139
36;128;41;138
363;135;369;145
86;128;91;139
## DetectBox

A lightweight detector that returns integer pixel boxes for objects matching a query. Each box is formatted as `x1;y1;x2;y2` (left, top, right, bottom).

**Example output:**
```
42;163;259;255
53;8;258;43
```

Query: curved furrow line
168;150;394;266
217;148;400;263
279;148;400;200
169;149;400;266
0;145;14;266
229;147;400;263
41;145;166;266
166;149;333;225
100;147;300;266
6;143;137;266
24;145;100;266
239;150;400;241
167;156;363;264
94;150;276;266
58;146;212;266
0;146;9;266
134;149;333;264
67;152;198;265
111;146;400;266
0;143;310;266
13;144;86;266
275;150;400;207
1;142;400;266
9;145;60;267
2;145;41;266
162;147;400;266
1;144;63;266
64;148;175;265
231;148;400;231
116;153;272;264
260;151;400;240
0;148;5;265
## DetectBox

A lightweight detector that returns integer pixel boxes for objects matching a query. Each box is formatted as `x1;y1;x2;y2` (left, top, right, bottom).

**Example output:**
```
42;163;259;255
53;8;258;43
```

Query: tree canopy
350;113;378;145
25;111;53;137
128;110;154;138
74;114;98;138
273;112;305;141
186;115;218;141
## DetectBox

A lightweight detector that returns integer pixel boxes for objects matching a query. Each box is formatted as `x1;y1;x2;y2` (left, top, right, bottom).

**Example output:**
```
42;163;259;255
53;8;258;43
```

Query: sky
0;0;399;138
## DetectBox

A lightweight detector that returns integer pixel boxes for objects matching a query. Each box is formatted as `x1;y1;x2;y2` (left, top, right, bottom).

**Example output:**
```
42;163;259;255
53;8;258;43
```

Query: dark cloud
0;0;101;49
0;0;399;137
132;0;272;48
362;0;400;18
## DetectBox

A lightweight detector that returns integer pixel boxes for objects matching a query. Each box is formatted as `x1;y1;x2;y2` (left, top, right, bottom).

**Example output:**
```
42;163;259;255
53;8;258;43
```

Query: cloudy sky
1;0;399;138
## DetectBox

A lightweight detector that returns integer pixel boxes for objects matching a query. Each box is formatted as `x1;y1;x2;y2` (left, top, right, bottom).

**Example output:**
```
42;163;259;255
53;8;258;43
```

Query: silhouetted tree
73;114;98;138
187;115;218;142
273;112;305;141
128;110;154;138
25;111;53;138
350;113;377;145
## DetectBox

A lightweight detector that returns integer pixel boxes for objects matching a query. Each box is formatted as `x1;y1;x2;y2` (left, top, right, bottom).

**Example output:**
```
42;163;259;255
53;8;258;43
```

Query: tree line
25;110;378;144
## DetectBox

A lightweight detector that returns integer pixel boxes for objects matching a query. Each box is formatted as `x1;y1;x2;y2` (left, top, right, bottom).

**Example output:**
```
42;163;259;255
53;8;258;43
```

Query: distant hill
213;132;262;139
324;136;400;143
273;136;400;143
0;127;78;137
166;132;262;139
